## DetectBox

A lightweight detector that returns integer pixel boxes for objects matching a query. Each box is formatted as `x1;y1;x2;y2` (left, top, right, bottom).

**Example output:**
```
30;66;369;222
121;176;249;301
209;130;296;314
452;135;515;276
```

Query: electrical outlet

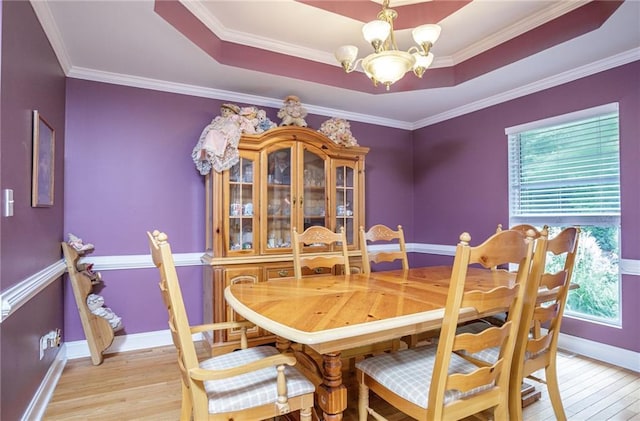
39;329;62;360
52;328;62;347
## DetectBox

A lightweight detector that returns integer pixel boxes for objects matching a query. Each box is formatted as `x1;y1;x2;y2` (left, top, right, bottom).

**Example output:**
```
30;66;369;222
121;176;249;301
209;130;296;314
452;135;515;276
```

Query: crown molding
413;48;640;129
450;1;589;65
66;66;413;129
29;0;72;74
180;0;336;67
180;0;588;70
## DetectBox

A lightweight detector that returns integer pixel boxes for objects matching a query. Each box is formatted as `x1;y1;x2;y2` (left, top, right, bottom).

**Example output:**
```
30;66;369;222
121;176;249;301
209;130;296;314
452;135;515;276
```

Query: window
507;103;621;324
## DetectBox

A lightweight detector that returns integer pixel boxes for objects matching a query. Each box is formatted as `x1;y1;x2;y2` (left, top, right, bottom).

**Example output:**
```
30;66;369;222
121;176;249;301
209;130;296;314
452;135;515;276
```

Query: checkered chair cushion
356;346;494;408
201;346;315;414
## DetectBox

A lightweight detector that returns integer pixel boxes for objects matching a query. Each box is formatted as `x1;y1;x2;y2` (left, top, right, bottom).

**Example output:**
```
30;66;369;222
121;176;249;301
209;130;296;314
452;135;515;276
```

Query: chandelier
334;0;441;90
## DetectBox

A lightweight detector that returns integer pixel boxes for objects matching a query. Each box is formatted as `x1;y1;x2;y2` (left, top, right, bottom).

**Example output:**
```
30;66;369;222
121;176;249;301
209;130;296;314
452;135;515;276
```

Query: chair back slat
461;285;520;314
539;270;569;291
454;324;510;354
447;360;505;393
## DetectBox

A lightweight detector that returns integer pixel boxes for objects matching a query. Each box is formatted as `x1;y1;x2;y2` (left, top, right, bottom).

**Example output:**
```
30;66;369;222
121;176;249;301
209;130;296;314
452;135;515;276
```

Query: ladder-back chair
359;224;408;274
510;226;580;421
292;226;350;279
356;229;535;421
147;230;314;421
457;226;580;421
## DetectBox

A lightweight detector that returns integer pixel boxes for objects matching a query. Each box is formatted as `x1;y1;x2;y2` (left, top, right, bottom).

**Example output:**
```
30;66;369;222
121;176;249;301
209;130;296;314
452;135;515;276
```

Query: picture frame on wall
32;110;55;207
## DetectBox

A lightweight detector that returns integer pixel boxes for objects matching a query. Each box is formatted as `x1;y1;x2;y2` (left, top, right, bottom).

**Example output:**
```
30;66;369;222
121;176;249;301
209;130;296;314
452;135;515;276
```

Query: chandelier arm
343;58;364;74
420;42;434;55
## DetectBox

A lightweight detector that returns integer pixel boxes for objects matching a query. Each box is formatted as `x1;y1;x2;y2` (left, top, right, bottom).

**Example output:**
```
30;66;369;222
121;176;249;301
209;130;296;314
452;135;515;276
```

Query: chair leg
508;380;523;421
180;381;192;421
493;402;508;421
358;382;370;421
546;363;567;421
300;406;313;421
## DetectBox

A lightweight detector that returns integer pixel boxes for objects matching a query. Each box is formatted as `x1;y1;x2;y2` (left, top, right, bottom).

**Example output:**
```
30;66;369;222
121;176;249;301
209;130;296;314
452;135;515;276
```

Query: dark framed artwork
32;110;55;207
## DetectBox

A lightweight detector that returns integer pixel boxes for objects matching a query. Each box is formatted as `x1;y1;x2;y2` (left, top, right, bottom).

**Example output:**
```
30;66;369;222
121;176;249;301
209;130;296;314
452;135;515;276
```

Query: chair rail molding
621;258;640;276
3;248;634;324
0;260;66;322
80;252;203;270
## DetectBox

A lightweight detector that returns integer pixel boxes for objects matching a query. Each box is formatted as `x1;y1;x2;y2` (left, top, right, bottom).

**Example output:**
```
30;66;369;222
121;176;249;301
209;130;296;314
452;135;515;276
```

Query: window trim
505;102;618;135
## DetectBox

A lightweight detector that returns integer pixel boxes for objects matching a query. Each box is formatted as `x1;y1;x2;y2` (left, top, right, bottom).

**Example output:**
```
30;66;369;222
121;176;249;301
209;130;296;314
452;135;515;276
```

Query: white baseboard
22;346;67;421
558;332;639;373
65;329;180;359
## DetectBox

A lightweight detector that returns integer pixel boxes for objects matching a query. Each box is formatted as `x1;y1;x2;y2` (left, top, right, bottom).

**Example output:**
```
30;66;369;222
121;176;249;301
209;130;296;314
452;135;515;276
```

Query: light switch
3;189;14;217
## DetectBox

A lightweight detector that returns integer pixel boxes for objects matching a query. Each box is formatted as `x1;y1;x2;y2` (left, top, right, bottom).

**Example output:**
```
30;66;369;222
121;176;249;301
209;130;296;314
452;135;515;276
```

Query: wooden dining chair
359;224;408;274
510;226;580;421
292;226;350;279
356;229;535;421
359;224;415;347
147;230;315;421
457;226;580;421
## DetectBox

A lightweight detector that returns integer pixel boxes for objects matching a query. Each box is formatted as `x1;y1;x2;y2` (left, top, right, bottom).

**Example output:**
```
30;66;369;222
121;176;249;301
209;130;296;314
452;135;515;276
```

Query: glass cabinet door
335;162;356;246
227;156;256;253
265;146;293;251
302;148;327;232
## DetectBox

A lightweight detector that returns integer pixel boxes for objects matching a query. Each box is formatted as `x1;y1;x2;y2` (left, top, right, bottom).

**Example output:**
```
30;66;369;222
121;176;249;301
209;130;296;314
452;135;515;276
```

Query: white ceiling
32;0;640;129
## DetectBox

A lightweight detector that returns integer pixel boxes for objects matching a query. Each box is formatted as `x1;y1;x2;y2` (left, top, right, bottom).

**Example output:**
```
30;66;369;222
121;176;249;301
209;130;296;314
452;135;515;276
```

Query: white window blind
508;108;620;225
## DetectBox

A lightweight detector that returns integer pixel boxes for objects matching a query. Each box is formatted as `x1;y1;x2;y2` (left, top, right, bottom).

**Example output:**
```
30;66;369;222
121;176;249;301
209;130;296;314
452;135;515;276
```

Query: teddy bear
254;109;277;133
277;95;308;127
318;117;359;147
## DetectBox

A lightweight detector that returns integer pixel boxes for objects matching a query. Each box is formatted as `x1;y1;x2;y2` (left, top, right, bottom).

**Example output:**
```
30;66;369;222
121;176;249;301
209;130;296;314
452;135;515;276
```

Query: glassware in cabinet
227;155;257;254
265;147;293;251
335;163;356;245
302;148;327;231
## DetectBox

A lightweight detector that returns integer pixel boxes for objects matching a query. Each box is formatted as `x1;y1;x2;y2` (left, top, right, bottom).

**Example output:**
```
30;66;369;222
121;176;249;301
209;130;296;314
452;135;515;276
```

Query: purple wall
412;61;640;353
0;1;66;420
63;78;415;340
2;3;637;417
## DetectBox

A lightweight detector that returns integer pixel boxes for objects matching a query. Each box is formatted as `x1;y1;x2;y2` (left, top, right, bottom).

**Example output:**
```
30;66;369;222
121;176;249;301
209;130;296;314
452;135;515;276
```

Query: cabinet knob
278;270;289;277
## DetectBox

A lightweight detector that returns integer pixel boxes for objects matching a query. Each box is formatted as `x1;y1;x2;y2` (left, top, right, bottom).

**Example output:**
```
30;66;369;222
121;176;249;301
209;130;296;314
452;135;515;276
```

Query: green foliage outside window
545;226;619;321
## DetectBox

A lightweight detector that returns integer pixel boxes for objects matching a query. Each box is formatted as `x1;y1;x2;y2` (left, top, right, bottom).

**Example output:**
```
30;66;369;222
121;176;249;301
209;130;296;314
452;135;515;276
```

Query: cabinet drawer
266;266;332;279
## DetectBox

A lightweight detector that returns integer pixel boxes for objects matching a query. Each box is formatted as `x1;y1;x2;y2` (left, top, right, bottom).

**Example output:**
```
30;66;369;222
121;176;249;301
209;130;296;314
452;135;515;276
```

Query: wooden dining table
225;265;525;421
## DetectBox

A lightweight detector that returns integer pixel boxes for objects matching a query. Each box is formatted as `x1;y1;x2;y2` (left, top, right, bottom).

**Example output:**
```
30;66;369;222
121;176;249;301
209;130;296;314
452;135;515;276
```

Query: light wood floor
44;343;640;421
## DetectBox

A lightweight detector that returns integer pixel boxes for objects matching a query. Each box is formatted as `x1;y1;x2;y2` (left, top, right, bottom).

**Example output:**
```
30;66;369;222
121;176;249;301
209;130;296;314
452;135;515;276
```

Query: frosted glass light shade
413;52;434;70
362;20;391;44
412;24;441;45
362;50;415;86
335;45;358;64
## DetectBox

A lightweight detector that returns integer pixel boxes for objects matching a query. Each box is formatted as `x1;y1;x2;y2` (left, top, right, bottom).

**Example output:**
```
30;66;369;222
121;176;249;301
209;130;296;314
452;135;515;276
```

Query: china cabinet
202;126;369;353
